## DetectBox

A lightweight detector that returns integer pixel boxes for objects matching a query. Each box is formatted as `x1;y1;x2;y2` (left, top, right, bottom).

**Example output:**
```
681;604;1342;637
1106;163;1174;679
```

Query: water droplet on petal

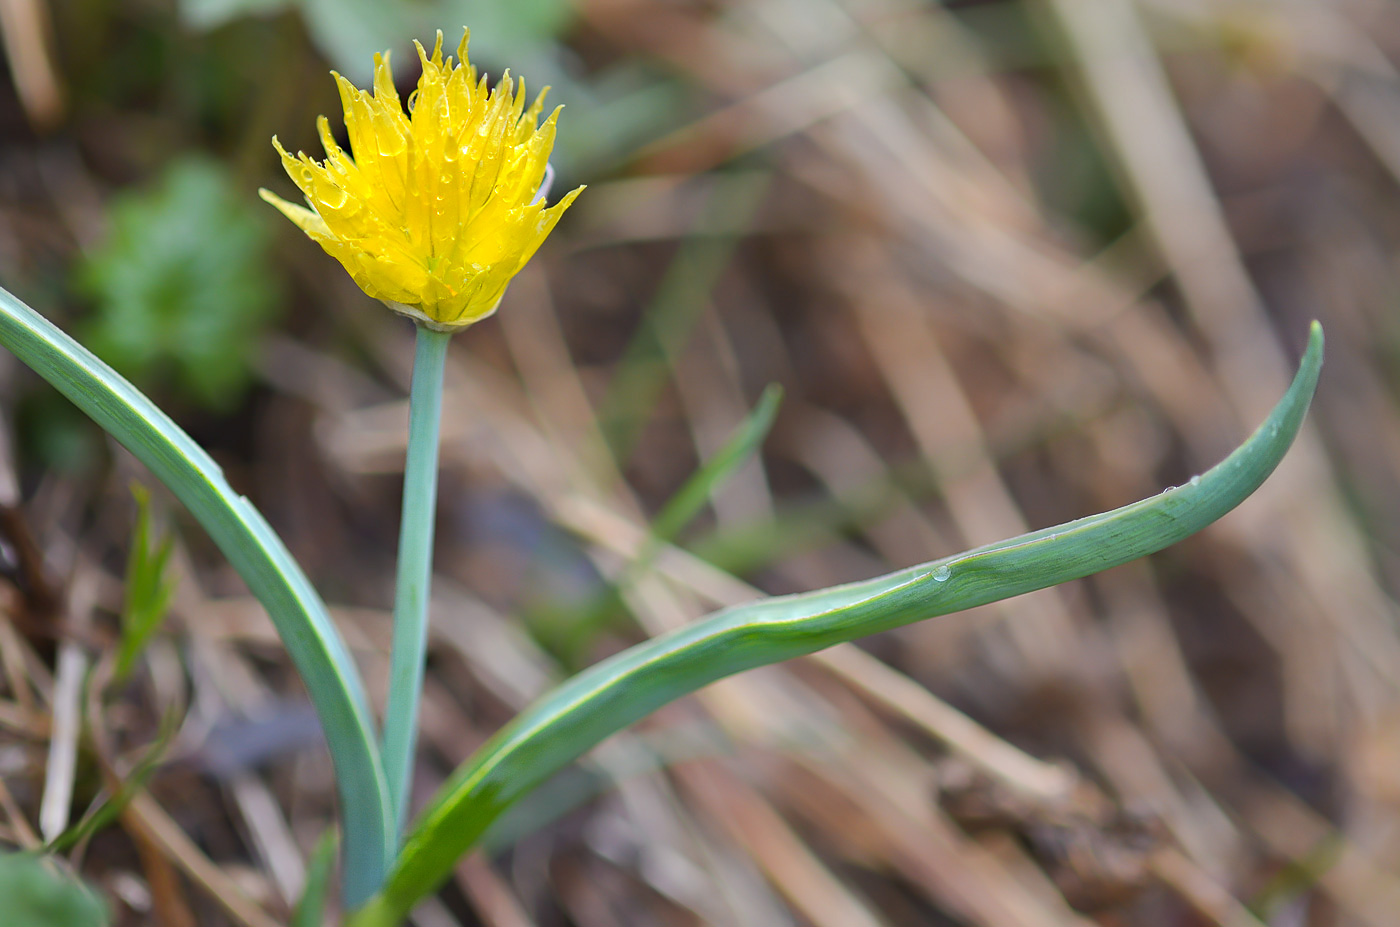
377;125;406;157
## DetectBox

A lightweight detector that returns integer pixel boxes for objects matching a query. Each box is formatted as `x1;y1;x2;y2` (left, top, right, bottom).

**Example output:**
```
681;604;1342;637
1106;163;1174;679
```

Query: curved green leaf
0;853;107;927
352;323;1323;924
0;286;393;906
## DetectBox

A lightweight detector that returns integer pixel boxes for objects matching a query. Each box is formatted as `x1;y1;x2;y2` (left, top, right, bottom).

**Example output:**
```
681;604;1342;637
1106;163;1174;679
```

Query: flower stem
383;323;452;835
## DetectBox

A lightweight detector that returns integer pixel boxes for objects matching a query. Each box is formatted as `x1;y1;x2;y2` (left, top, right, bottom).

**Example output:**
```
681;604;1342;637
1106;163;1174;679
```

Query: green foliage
0;854;107;927
45;715;175;855
383;326;452;835
293;830;339;927
533;384;784;661
298;0;572;80
0;285;393;907
649;384;783;546
598;172;772;461
113;484;177;684
15;392;101;476
350;327;1324;924
178;0;292;31
78;157;278;412
0;154;1327;924
176;0;572;78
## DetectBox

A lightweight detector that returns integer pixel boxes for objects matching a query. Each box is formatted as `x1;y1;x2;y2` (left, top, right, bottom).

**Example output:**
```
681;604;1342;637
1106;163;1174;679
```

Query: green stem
383;324;452;835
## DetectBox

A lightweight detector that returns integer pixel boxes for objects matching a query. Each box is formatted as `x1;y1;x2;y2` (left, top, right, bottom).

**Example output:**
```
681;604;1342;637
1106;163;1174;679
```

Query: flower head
260;30;582;331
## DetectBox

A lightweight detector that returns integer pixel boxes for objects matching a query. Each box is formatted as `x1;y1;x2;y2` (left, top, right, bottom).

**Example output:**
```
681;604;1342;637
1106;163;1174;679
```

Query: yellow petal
263;28;582;331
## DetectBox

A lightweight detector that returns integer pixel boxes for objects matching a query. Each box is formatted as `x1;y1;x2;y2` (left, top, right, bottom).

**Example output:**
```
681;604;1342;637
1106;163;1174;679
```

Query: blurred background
1;0;1399;924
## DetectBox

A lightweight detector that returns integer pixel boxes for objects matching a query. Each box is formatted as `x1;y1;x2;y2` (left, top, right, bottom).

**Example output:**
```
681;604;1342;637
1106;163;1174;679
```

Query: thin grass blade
351;325;1323;923
650;382;782;545
549;383;784;657
293;830;339;927
113;484;176;684
45;711;175;855
597;172;770;460
0;285;393;906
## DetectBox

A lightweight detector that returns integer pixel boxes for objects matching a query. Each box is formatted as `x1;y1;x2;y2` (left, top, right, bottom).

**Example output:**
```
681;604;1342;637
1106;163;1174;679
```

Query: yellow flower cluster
261;30;582;331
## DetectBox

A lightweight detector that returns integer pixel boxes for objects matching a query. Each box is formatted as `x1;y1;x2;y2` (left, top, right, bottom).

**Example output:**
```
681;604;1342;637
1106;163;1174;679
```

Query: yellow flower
260;30;583;331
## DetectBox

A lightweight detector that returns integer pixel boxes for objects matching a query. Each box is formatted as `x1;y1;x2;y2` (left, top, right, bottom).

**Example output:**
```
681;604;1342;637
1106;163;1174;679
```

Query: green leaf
292;829;339;927
297;1;572;83
0;285;393;907
177;0;295;31
77;156;279;412
113;484;177;684
352;324;1324;925
0;853;107;927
